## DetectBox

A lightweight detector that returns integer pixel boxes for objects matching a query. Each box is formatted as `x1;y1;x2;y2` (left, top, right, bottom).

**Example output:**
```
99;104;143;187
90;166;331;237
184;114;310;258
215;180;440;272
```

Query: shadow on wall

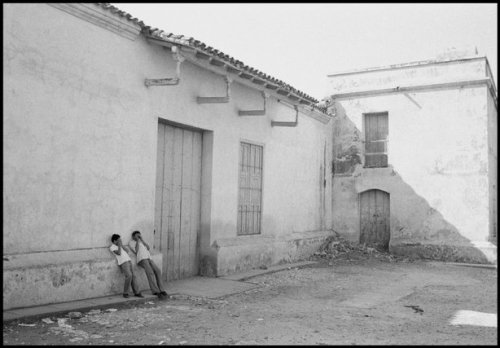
331;102;493;264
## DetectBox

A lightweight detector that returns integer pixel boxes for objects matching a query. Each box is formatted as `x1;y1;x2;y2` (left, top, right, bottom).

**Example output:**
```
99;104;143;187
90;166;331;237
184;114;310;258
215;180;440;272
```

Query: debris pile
311;235;410;263
48;317;90;341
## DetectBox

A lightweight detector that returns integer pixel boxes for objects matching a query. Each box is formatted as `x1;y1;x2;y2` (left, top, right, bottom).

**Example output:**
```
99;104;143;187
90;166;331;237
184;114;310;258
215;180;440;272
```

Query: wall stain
51;268;71;287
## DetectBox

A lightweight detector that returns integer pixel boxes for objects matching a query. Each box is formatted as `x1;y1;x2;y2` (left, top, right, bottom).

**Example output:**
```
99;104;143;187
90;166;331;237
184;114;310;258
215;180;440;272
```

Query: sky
113;3;497;100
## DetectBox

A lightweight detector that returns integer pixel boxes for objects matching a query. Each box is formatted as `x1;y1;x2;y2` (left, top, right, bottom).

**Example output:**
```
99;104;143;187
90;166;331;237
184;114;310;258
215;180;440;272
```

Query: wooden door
360;189;390;250
154;123;202;281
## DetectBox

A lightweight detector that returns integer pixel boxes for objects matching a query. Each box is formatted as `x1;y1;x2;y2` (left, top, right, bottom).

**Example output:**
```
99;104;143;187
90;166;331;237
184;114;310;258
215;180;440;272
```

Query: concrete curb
219;260;318;282
445;262;497;269
4;260;317;323
3;293;162;323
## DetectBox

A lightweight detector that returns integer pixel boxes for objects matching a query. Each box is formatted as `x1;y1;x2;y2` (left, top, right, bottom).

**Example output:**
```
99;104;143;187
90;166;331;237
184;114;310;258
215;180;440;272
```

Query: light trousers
138;258;165;294
119;260;139;295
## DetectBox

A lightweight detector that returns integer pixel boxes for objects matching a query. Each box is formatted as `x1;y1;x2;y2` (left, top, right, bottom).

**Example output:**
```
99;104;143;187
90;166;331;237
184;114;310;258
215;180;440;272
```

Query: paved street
3;257;497;345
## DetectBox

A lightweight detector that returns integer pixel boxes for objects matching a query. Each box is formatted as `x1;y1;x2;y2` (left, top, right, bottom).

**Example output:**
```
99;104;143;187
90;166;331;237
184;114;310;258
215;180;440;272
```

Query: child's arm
111;244;121;256
128;240;138;254
139;236;150;251
122;245;133;254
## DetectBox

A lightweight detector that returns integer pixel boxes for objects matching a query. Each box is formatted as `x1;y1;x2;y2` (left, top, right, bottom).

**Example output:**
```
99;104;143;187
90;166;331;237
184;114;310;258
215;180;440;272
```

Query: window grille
237;142;263;235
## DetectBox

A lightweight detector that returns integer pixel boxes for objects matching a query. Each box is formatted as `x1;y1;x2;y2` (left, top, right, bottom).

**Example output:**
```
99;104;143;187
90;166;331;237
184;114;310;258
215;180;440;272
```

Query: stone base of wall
214;230;334;276
390;242;496;264
3;249;162;310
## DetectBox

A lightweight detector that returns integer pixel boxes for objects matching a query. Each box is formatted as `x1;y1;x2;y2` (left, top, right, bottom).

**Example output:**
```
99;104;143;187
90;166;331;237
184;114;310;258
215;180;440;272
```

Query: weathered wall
328;57;487;94
487;88;498;245
327;58;496;263
3;3;155;254
3;3;333;308
3;251;162;310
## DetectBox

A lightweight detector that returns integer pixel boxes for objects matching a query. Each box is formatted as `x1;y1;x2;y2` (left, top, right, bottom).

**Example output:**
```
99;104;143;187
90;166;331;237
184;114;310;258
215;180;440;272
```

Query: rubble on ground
311;235;413;263
67;311;83;319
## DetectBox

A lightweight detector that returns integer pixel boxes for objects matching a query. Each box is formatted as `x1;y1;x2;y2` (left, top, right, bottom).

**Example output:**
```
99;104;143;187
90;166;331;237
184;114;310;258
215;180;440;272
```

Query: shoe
134;293;144;298
160;291;168;296
123;293;129;298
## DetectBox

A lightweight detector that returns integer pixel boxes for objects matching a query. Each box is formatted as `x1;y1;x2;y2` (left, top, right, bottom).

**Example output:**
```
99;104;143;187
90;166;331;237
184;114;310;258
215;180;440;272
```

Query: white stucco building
326;50;497;263
4;3;496;312
3;3;334;310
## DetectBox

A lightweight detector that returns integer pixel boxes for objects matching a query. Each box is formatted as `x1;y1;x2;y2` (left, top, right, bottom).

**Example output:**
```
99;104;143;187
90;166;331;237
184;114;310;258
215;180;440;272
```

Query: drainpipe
197;76;232;104
271;104;299;127
144;45;185;87
238;92;268;116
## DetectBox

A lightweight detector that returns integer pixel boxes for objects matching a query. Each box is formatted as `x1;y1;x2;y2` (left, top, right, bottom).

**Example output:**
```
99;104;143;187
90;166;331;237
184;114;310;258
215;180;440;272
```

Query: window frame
237;140;265;236
362;112;389;168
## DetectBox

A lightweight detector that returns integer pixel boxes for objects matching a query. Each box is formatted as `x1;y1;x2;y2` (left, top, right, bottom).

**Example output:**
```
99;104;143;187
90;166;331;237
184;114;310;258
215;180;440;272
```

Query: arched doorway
360;189;390;251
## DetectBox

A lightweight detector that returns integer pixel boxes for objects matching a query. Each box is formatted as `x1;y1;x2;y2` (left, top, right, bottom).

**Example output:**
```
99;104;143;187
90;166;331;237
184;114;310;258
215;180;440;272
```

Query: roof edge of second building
327;55;488;78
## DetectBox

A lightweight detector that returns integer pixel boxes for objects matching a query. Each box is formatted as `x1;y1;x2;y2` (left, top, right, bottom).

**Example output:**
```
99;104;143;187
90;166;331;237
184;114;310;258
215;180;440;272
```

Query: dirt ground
3;256;497;345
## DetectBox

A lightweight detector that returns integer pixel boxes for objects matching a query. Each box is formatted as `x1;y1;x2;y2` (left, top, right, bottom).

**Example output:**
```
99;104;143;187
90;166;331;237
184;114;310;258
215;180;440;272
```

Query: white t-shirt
129;239;151;264
109;244;131;265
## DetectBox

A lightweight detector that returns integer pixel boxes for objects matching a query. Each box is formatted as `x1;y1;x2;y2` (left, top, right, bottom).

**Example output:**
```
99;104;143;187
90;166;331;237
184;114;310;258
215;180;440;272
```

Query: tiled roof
97;3;327;111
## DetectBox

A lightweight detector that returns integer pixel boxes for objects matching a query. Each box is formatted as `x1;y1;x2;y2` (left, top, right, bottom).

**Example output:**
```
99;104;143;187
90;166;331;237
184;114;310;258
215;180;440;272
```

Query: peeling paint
329;56;496;262
3;250;162;310
51;268;72;287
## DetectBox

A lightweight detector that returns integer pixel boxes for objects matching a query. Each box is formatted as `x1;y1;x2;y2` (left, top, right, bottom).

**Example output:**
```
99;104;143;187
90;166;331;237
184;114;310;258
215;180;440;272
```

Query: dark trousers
138;258;165;294
119;260;139;294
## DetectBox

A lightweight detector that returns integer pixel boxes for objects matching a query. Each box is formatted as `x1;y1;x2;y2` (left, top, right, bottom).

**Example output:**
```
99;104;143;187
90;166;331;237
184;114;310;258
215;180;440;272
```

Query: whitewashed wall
3;3;333;308
327;57;496;263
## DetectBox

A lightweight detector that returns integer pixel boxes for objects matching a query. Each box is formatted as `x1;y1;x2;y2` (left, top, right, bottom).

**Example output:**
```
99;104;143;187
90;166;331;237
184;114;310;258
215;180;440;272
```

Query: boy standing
109;234;143;298
129;231;168;299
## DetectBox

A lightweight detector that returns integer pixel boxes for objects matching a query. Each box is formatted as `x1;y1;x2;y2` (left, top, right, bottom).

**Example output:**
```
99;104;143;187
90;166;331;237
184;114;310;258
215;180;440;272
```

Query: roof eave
145;34;320;106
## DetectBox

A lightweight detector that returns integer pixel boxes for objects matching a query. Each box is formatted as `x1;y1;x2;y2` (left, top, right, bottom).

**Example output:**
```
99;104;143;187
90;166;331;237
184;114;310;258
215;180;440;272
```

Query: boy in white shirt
109;234;143;298
129;231;168;299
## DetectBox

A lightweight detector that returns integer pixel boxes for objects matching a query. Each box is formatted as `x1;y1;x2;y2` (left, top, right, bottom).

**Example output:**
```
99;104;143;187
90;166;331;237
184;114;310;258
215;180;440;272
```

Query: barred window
237;142;263;235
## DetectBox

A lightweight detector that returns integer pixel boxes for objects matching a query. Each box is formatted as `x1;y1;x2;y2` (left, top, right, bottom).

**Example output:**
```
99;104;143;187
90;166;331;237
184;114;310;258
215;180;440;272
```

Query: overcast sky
113;3;497;100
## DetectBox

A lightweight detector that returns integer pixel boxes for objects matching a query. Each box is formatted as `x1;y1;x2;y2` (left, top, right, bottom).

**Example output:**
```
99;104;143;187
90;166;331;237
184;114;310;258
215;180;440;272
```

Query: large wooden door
154;123;202;281
360;189;390;250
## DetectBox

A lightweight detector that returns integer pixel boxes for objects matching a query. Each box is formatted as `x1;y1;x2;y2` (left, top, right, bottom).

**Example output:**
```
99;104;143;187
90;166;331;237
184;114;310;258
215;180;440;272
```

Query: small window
237;142;263;235
364;112;388;167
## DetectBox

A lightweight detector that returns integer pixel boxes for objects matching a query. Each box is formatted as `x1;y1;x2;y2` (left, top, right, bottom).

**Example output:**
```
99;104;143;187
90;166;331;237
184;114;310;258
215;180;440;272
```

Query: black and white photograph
3;2;497;345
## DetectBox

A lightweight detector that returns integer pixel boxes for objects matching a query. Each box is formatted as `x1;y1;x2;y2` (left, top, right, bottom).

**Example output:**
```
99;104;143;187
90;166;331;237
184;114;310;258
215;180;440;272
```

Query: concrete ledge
284;230;335;260
3;251;162;311
390;243;495;264
4;248;116;270
215;230;334;276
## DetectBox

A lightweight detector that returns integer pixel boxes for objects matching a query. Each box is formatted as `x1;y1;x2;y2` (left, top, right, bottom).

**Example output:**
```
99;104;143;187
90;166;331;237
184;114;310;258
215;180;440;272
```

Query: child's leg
120;261;133;294
130;267;141;295
150;259;166;292
139;259;160;294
